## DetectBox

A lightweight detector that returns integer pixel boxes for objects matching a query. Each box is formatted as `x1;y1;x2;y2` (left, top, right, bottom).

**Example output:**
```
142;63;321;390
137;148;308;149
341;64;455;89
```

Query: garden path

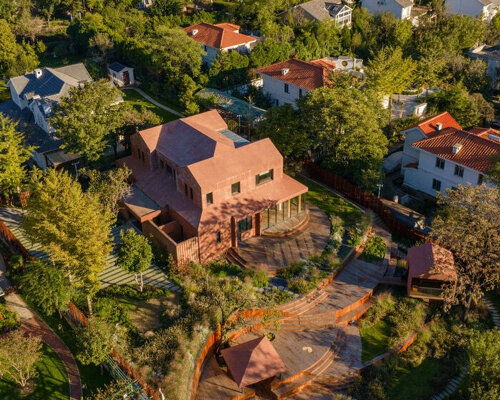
0;207;180;292
122;87;184;117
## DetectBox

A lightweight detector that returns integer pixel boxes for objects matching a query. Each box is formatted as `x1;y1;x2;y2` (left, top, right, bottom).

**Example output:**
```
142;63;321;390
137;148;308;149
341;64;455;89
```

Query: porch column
255;213;261;236
230;216;237;248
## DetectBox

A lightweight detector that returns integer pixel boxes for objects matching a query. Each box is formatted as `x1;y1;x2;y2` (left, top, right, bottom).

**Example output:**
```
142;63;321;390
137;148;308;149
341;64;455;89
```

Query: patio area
235;206;330;274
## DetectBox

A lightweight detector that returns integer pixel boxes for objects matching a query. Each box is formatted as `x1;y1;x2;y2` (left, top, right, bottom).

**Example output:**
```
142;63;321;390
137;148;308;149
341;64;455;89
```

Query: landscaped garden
122;89;178;123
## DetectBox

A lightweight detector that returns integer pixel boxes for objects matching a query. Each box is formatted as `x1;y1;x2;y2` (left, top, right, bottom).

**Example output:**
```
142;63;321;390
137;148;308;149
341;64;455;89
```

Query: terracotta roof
256;58;332;90
214;23;240;31
469;127;500;143
407;243;457;282
405;112;462;136
413;128;500;173
183;23;256;49
221;336;287;388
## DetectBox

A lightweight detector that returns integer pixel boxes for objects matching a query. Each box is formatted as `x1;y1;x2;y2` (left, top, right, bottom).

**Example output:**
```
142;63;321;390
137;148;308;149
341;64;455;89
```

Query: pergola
221;336;287;388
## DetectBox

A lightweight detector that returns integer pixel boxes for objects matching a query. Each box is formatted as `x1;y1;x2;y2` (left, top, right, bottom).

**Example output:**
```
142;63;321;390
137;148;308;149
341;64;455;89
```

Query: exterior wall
30;103;51;133
110;67;135;87
334;8;352;27
446;0;493;19
401;127;426;167
362;0;410;19
260;74;310;107
403;149;488;197
8;84;26;109
201;42;254;65
33;151;47;169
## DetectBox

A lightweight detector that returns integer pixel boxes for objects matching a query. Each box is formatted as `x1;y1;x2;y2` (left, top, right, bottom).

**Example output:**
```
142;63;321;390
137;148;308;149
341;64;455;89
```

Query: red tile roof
256;58;333;90
469;127;500;143
214;22;240;31
408;243;457;282
413;128;500;173
407;112;462;136
183;23;256;49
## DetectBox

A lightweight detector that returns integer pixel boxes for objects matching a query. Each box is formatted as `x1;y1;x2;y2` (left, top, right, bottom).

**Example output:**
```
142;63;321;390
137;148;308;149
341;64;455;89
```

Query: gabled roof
214;22;240;31
183;23;257;49
412;127;500;173
221;336;287;388
468;127;500;143
296;0;351;21
108;62;128;73
405;112;462;136
8;63;92;103
407;243;456;282
395;0;414;7
256;58;332;90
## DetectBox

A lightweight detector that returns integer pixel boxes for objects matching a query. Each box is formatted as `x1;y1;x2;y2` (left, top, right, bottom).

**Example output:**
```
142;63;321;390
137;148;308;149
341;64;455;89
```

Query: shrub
209;261;241;278
325;255;342;271
361;236;387;262
259;288;293;306
387;298;427;347
287;277;315;294
250;269;269;288
278;261;305;279
0;304;20;333
98;284;171;301
359;293;396;329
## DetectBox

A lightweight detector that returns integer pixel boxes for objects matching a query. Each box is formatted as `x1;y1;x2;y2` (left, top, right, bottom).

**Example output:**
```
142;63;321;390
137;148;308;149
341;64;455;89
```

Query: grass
122;89;178;123
139;87;184;114
360;319;392;362
0;343;68;400
0;80;10;102
387;358;448;400
295;175;363;227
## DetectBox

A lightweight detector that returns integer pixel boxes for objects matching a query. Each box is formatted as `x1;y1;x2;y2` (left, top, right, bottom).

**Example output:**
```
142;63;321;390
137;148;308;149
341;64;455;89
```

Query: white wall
110;67;135;87
201;42;254;65
362;0;410;19
8;83;26;109
446;0;489;18
260;74;310;107
401;127;426;167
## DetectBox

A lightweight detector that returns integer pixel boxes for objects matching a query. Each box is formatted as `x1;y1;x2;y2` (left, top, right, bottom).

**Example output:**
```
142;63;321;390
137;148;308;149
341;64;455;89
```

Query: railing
303;162;427;242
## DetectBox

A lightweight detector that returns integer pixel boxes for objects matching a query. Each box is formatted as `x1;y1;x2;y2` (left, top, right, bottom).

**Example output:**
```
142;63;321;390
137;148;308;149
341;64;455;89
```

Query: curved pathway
122;87;184;117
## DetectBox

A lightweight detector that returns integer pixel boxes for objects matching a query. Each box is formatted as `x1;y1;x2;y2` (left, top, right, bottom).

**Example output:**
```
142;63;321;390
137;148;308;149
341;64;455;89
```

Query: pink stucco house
118;110;307;264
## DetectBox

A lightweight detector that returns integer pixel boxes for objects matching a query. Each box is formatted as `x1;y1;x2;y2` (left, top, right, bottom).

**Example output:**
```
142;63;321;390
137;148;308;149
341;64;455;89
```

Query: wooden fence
304;162;427;242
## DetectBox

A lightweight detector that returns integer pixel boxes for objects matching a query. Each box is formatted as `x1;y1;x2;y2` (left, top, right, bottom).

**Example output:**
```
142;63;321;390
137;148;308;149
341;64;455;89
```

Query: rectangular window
256;169;274;185
432;179;441;191
166;164;173;176
231;182;240;195
478;174;484;185
454;165;464;178
284;83;289;93
216;231;221;243
299;88;303;98
184;183;188;197
435;157;445;169
206;192;213;204
237;216;253;233
190;187;193;200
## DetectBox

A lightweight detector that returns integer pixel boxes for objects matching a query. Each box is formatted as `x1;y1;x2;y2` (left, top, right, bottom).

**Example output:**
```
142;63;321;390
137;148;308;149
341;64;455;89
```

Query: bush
287;277;315;294
209;261;241;278
0;303;20;333
359;293;396;329
98;284;171;301
361;236;387;262
93;297;131;328
259;288;294;306
278;261;305;279
8;254;24;272
250;269;269;288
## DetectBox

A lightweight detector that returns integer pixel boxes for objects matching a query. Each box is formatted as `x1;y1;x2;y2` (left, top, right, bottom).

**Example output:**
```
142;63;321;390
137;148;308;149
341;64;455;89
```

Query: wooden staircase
226;247;247;269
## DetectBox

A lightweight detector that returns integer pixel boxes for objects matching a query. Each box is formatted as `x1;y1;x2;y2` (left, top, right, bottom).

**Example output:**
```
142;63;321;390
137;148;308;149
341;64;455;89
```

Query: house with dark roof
401;116;500;197
284;0;352;28
362;0;414;19
117;110;307;264
183;23;258;65
108;62;135;87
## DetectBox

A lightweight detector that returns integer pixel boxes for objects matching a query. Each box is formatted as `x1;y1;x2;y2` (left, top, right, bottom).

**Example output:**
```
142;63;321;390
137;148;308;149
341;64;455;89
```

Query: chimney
436;122;443;131
281;68;290;75
452;143;463;154
191;29;198;36
34;69;43;79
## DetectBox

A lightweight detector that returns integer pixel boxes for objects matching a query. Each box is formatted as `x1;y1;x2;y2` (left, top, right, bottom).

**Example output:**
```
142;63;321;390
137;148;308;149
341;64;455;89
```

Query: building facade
285;0;352;28
108;62;135;87
446;0;498;21
118;110;307;264
184;23;257;65
362;0;413;19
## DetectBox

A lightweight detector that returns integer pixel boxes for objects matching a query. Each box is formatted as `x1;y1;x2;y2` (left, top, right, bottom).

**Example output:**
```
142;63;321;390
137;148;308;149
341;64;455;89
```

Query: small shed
407;242;457;300
108;62;135;87
221;336;287;388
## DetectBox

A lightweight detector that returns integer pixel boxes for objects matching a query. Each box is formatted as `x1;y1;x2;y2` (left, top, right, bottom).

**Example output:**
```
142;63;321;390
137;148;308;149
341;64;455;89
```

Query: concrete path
123;87;184;117
430;367;468;400
484;297;500;330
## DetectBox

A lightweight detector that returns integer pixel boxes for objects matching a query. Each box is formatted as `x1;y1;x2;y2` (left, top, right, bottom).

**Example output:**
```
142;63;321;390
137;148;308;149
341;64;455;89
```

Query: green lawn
295;175;364;227
387;358;449;400
139;87;184;114
122;89;178;123
0;343;68;400
360;319;392;362
0;80;10;102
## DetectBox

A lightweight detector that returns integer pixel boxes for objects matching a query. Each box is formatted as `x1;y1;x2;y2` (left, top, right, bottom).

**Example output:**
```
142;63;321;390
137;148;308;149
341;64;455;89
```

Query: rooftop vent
452;143;463;154
191;29;198;36
436;122;443;131
488;133;500;142
281;68;290;76
34;69;42;79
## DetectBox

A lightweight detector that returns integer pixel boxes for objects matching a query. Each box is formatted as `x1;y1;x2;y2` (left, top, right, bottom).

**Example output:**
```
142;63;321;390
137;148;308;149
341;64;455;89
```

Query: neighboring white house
446;0;499;21
284;0;353;28
138;0;153;8
183;23;258;65
469;44;500;88
256;57;363;107
7;63;93;134
108;62;135;87
362;0;413;19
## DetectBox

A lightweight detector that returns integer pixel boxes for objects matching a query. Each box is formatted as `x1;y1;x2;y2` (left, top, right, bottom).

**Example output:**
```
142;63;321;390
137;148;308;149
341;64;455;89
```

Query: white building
401;115;499;197
362;0;413;19
183;23;257;65
469;44;500;88
446;0;499;21
108;62;135;87
285;0;353;28
256;57;362;107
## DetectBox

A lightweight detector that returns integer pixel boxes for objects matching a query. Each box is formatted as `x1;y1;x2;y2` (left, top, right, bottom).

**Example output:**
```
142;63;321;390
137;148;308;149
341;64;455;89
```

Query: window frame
454;164;464;178
216;231;221;243
231;182;241;195
435;157;445;170
284;83;289;93
256;169;274;185
206;192;213;205
432;179;441;191
478;174;484;185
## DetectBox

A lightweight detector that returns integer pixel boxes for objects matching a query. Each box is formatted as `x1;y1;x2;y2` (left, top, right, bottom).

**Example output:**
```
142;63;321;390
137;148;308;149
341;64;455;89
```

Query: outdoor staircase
226;247;247;269
279;288;330;316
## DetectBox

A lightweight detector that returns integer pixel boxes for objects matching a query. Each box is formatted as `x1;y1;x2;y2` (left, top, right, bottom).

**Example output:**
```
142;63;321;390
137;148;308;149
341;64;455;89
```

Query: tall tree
432;185;500;319
0;330;42;388
0;116;33;197
22;169;113;314
117;228;153;292
51;79;129;161
20;259;72;317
